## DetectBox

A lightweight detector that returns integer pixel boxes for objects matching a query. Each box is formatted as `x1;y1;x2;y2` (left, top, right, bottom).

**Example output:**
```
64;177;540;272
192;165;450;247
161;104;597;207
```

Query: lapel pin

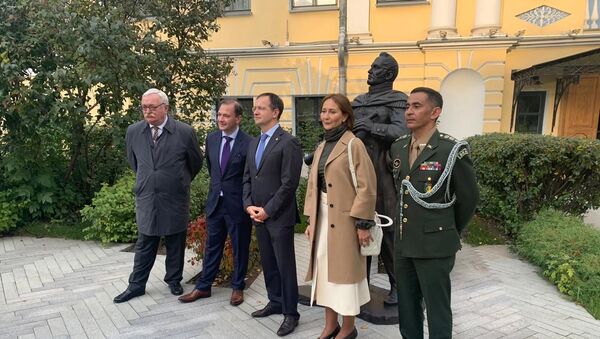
393;159;401;169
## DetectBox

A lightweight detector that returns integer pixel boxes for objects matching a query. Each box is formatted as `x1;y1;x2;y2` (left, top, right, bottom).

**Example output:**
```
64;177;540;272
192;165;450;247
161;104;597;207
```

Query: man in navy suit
178;99;253;306
243;93;303;337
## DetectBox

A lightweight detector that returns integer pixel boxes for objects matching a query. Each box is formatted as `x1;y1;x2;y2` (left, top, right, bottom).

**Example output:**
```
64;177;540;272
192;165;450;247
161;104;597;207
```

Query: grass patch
515;209;600;319
18;220;87;240
463;215;507;246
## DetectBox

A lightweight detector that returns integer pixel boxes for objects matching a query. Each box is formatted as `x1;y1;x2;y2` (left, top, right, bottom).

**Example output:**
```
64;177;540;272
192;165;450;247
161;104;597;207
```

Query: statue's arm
371;106;409;143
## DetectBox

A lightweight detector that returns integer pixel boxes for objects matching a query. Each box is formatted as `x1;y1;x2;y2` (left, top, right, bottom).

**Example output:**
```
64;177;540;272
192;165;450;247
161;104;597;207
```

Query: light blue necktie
255;133;268;169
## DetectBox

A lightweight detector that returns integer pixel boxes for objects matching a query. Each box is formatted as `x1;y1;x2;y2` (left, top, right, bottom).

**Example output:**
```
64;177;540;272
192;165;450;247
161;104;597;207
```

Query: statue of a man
352;52;408;306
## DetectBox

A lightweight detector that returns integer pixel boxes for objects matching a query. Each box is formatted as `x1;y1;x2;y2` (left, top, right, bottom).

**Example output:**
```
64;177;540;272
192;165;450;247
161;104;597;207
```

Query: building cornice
206;33;600;58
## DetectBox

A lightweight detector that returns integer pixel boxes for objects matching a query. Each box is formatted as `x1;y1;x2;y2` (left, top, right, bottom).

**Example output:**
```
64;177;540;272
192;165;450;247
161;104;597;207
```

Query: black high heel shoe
318;324;340;339
335;327;357;339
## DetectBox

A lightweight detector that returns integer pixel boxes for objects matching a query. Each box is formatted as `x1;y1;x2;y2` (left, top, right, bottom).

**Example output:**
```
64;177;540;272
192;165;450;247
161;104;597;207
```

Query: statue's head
367;52;399;86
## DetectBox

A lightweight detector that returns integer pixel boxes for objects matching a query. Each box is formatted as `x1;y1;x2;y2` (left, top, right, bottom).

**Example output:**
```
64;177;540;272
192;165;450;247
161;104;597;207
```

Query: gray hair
142;88;169;106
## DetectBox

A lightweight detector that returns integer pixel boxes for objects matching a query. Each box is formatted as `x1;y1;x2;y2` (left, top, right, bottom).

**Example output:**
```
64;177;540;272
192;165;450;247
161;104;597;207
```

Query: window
225;0;250;12
377;0;427;4
515;91;546;134
292;0;336;9
295;96;325;152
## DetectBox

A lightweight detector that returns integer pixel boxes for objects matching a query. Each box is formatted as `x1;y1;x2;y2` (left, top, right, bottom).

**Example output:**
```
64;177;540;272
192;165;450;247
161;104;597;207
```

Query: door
560;76;600;138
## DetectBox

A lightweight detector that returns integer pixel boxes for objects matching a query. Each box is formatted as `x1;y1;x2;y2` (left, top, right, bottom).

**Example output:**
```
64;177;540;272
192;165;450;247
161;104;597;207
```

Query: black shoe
337;327;357;339
251;304;282;318
319;324;340;339
383;286;398;306
169;283;184;296
113;289;145;303
277;316;299;337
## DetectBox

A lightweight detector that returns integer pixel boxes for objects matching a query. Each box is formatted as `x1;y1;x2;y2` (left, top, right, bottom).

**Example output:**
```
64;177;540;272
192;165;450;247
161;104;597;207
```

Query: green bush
190;168;211;220
297;121;323;153
468;133;600;235
81;167;212;244
0;191;26;234
81;171;137;244
295;176;309;233
515;209;600;319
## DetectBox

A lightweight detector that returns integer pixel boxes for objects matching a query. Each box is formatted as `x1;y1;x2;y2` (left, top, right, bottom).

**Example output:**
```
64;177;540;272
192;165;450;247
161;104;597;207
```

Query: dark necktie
220;136;232;176
151;126;159;145
255;133;268;170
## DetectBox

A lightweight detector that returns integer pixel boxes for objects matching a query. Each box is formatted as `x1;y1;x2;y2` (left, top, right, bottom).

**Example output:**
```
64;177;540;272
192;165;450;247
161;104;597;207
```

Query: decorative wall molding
516;5;570;28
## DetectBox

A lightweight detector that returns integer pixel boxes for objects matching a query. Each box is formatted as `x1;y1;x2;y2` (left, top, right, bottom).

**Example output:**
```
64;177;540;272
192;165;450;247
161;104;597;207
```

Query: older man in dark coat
114;88;203;303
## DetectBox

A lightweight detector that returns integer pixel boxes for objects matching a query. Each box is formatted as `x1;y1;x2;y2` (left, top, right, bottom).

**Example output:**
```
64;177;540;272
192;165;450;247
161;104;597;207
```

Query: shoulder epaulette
439;133;458;143
394;134;410;142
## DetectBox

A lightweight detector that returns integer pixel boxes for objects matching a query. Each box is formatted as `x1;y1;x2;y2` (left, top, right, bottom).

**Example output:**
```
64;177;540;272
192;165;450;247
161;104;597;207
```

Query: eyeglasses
140;103;166;111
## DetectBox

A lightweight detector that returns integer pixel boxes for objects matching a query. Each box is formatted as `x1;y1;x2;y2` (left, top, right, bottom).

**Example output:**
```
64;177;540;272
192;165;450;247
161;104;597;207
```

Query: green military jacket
389;129;479;258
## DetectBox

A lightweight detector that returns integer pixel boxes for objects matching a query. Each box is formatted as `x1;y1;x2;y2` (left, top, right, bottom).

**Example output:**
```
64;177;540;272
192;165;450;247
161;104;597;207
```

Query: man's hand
246;206;268;223
353;118;374;133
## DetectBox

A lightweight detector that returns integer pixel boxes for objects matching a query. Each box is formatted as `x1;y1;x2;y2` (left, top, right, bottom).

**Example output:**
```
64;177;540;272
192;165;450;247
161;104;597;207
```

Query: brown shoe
230;289;244;306
178;289;211;303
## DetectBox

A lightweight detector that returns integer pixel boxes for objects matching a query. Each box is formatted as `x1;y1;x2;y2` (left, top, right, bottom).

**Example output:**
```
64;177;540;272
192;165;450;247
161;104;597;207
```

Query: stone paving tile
1;236;600;338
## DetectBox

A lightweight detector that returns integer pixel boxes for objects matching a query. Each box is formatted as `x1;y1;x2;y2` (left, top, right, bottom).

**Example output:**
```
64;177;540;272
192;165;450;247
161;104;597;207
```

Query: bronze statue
352;52;408;306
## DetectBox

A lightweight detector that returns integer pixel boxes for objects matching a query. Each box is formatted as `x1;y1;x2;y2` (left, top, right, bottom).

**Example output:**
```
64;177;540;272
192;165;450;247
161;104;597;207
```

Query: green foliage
462;215;507;246
239;113;260;138
295;177;309;233
0;190;26;234
297;121;323;153
0;0;232;222
515;209;600;319
81;171;137;244
190;168;211;220
468;133;600;235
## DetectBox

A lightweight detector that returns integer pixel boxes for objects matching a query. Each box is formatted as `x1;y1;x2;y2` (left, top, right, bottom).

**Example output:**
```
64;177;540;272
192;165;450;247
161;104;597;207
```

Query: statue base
298;284;399;325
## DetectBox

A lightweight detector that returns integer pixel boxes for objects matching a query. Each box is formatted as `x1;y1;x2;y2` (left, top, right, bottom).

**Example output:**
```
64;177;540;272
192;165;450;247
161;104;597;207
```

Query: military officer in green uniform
389;87;478;339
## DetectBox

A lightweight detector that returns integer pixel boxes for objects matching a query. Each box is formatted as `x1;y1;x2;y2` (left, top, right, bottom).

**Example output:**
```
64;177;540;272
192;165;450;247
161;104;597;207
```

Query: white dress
309;191;370;316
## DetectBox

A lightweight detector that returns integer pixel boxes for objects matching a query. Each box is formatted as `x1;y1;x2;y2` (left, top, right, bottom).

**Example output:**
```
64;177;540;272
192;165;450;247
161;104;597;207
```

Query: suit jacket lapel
222;131;244;177
153;117;175;169
140;124;156;167
211;133;223;176
248;135;259;174
257;127;282;173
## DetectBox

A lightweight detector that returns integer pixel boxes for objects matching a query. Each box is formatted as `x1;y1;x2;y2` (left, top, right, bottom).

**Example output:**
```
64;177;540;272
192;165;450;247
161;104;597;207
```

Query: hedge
81;171;137;244
515;209;600;319
468;133;600;235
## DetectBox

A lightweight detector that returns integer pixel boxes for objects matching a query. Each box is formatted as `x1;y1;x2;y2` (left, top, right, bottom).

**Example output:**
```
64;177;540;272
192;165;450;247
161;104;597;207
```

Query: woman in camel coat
304;94;377;339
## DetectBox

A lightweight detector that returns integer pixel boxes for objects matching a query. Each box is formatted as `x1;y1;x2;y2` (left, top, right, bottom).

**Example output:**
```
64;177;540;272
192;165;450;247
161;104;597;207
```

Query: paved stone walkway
1;235;599;338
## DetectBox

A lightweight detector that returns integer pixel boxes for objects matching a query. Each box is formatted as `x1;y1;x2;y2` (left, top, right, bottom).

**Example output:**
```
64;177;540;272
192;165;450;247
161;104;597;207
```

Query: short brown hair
321;94;355;129
218;98;244;117
256;92;284;119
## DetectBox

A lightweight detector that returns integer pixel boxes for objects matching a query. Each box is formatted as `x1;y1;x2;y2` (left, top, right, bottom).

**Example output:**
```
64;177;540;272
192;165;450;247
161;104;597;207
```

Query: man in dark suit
114;88;203;303
178;99;252;306
389;87;479;338
243;93;303;337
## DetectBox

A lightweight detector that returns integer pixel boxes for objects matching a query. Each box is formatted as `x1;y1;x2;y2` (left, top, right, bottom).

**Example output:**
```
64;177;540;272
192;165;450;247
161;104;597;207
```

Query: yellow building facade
207;0;600;139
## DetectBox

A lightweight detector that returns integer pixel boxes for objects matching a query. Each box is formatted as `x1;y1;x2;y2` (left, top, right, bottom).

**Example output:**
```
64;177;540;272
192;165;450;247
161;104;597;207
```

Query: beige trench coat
304;130;377;284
